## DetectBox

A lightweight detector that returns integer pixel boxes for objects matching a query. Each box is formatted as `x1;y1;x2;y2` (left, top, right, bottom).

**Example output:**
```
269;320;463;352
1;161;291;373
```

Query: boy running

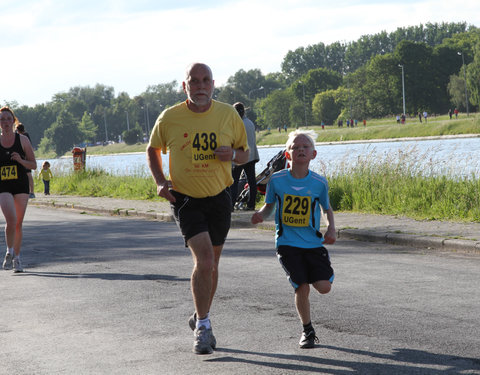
251;130;336;348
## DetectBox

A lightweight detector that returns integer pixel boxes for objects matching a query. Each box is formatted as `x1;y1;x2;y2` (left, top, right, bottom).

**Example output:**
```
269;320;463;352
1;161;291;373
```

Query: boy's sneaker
13;258;24;273
299;330;319;349
189;313;216;349
3;253;13;270
193;326;215;355
29;193;35;199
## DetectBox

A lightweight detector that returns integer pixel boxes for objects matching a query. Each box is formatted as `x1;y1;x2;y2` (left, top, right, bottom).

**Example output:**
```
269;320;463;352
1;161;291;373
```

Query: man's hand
157;181;176;203
214;146;234;162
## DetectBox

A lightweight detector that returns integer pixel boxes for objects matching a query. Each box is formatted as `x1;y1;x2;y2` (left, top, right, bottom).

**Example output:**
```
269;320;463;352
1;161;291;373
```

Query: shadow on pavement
208;346;480;374
16;271;190;282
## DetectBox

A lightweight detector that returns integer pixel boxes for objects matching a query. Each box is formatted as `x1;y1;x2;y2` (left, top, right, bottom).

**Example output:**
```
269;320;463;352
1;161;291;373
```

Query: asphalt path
1;206;479;375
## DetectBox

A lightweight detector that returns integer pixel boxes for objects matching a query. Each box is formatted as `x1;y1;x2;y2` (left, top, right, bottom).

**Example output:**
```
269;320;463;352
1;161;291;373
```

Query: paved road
1;206;479;374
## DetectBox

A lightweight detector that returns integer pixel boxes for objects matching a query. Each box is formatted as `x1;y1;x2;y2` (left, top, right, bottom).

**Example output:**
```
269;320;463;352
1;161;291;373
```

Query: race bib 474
1;165;18;180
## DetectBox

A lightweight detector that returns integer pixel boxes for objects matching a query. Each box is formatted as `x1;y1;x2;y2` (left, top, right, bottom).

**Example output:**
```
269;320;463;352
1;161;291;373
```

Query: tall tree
394;40;434;113
257;89;294;130
44;110;82;156
79;111;98;143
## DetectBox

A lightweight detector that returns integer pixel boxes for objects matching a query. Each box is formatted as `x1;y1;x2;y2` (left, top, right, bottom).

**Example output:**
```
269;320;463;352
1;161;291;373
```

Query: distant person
231;102;260;211
423;111;428;123
146;63;248;355
15;123;35;198
363;119;366;127
448;109;452;119
39;161;53;195
1;107;37;273
251;130;336;349
454;108;459;119
396;115;400;124
418;112;422;123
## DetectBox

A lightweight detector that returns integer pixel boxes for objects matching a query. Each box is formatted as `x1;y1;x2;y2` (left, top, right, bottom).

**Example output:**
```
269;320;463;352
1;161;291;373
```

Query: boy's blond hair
285;129;317;150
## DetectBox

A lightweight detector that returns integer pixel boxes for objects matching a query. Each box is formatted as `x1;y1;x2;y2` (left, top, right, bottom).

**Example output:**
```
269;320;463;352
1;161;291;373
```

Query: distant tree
395;41;434;113
227;69;266;97
44;110;82;156
79;111;98;143
257;89;293;130
312;89;343;125
363;54;400;117
291;68;343;124
123;124;143;145
447;74;468;110
466;41;480;111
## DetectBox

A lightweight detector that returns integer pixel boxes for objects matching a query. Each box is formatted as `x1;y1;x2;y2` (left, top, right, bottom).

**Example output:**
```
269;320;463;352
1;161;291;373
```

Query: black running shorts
277;245;334;289
170;189;232;247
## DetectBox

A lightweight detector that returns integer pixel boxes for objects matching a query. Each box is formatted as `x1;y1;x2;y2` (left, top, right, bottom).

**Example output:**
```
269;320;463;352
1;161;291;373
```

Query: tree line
5;22;479;156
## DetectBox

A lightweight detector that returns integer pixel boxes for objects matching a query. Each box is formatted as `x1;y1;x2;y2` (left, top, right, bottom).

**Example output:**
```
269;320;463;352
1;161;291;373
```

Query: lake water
38;136;480;179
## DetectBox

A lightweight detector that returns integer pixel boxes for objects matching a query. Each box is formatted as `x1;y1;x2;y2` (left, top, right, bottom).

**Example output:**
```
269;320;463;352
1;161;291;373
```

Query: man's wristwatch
231;149;236;161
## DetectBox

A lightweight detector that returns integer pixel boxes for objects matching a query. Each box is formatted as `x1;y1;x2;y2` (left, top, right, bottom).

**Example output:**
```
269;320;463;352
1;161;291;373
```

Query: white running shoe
2;253;13;270
13;258;23;273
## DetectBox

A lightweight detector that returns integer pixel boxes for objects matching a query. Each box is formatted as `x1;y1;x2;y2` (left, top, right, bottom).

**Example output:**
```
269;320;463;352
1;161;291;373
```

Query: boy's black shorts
277;245;334;289
170;189;232;247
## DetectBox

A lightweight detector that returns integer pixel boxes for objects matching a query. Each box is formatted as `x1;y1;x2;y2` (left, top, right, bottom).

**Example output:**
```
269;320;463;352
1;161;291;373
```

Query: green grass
328;150;480;221
45;169;161;201
39;150;480;222
33;113;480;222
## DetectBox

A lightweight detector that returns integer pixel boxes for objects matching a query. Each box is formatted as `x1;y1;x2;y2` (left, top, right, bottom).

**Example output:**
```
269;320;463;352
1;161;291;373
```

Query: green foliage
256;89;294;130
122;125;143;145
448;74;467;109
312;90;342;125
48;169;161;200
328;150;480;221
45;110;83;155
79;111;98;142
39;132;480;221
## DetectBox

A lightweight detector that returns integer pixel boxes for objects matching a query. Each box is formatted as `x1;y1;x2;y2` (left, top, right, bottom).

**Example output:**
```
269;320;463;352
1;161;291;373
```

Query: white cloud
1;0;479;106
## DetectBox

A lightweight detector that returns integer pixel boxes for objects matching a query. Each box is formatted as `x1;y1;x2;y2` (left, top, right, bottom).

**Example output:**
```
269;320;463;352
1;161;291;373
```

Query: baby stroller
234;149;287;210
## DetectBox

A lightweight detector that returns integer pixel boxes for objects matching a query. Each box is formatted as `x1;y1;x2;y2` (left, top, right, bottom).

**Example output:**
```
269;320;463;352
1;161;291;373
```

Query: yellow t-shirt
148;100;248;198
39;168;53;181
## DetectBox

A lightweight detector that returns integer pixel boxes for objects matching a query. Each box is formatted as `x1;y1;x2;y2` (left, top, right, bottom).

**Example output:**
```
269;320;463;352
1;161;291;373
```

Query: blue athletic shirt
265;169;330;248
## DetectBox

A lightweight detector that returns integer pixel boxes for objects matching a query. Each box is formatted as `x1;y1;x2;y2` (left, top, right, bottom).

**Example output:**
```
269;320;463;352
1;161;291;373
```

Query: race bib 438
1;165;18;180
191;132;218;163
282;194;311;227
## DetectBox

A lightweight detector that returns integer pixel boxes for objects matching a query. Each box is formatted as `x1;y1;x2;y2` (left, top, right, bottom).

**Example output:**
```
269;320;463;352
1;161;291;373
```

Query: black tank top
0;133;29;194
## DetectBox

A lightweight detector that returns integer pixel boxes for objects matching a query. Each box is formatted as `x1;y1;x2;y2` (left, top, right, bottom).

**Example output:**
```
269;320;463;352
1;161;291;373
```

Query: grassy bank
43;169;160;201
34;113;480;221
39;157;480;222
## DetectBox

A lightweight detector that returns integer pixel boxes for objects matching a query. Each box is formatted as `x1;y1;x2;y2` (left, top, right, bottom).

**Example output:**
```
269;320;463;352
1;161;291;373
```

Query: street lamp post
457;51;469;117
145;103;150;135
125;111;130;130
398;64;406;116
298;81;307;128
103;109;108;143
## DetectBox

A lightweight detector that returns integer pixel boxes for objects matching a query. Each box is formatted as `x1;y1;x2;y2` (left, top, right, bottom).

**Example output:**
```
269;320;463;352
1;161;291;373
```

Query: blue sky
1;0;479;107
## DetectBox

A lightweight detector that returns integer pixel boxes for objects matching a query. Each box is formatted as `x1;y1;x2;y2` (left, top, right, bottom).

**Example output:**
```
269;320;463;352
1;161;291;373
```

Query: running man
147;63;249;354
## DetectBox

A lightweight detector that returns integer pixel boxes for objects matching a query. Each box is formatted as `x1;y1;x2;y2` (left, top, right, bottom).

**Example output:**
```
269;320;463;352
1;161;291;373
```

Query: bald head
185;63;213;81
183;63;215;113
